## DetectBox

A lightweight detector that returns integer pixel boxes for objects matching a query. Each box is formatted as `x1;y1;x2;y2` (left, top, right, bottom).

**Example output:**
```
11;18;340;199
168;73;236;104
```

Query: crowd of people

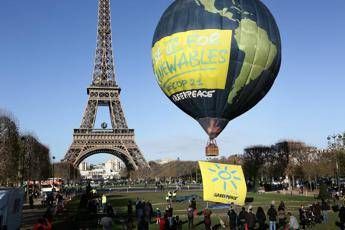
28;181;345;230
32;192;64;230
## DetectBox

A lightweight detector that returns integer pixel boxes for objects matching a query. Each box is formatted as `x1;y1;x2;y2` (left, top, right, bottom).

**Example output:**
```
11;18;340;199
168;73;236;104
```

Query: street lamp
52;156;55;192
327;133;345;150
327;133;345;187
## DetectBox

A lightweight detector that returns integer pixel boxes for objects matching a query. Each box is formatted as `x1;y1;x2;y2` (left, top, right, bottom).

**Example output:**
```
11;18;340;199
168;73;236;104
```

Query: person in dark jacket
299;205;307;230
338;205;345;230
278;201;285;211
127;200;133;217
256;206;267;230
246;206;256;230
267;203;277;230
238;207;247;229
321;199;329;224
227;207;238;230
277;205;286;228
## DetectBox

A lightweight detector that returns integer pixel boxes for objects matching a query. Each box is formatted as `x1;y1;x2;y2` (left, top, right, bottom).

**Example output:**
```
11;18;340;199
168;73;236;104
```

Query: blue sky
0;0;345;163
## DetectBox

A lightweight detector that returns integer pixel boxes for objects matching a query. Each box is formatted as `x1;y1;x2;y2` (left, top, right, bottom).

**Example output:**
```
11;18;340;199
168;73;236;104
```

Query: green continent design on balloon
195;0;278;104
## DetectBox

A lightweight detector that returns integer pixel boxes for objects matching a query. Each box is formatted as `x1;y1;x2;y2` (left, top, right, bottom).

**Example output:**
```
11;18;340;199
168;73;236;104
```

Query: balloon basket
205;139;219;157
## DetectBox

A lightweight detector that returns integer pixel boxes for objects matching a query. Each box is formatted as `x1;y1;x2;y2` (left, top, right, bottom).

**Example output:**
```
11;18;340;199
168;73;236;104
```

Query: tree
242;145;270;191
20;134;51;181
0;112;20;186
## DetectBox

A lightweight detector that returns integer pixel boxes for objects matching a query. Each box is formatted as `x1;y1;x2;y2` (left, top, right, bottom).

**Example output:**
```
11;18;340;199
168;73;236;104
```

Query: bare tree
20;134;52;182
242;145;271;190
0;112;20;186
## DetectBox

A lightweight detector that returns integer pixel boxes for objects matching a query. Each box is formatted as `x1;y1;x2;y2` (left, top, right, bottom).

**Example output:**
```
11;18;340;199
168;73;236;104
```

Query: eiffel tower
63;0;149;171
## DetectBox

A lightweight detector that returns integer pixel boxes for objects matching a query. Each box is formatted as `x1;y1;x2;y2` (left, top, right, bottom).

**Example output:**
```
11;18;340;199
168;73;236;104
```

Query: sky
0;0;345;163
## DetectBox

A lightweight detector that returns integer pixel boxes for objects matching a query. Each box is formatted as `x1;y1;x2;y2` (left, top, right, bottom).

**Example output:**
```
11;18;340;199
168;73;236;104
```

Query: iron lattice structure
63;0;149;171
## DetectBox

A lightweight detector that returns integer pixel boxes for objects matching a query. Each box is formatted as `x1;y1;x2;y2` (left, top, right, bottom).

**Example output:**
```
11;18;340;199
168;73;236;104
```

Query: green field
53;190;339;229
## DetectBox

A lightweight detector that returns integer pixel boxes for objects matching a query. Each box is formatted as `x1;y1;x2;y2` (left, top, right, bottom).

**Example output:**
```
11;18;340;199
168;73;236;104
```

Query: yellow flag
198;161;247;205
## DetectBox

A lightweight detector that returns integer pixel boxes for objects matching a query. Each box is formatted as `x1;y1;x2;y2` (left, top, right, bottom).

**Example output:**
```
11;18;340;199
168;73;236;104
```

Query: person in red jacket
159;213;168;230
33;217;50;230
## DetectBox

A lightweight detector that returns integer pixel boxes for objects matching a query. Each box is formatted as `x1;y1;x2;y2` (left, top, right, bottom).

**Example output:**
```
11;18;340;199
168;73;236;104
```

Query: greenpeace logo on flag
214;193;238;200
199;161;247;205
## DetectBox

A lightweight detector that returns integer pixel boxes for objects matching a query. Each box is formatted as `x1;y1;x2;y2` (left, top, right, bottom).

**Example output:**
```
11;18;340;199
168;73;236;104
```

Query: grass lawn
53;190;339;229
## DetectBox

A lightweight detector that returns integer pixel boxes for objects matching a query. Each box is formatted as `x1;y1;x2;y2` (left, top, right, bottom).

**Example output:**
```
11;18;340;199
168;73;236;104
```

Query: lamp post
52;156;55;192
327;133;345;187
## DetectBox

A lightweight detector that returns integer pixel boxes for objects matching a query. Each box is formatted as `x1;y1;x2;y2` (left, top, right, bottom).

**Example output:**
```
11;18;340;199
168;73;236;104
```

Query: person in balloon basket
267;202;278;230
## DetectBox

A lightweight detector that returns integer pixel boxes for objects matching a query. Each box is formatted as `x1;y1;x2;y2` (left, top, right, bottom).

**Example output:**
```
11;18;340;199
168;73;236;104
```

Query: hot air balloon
152;0;281;156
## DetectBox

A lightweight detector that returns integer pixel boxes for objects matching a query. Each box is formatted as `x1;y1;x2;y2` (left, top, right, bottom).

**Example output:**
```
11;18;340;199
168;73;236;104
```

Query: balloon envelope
152;0;281;139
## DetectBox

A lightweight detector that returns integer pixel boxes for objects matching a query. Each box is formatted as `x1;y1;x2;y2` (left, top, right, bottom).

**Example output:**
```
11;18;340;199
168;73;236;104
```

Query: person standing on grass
238;207;247;230
287;212;299;230
128;200;133;217
299;205;307;230
227;206;237;230
256;206;267;230
187;204;194;229
101;194;107;212
191;197;197;215
166;204;174;227
29;193;34;209
247;206;256;230
203;208;212;230
267;202;278;230
278;201;285;211
321;199;329;224
156;208;162;224
159;213;168;230
338;204;345;230
277;204;286;228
